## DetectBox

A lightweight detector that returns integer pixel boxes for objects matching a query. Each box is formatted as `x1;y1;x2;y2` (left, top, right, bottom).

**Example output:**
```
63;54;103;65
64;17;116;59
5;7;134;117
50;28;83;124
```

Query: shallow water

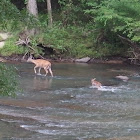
0;62;140;140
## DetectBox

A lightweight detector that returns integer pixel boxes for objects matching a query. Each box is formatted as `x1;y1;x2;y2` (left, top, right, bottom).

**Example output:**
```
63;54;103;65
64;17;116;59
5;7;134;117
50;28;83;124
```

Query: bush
0;37;26;56
38;24;94;58
0;63;18;96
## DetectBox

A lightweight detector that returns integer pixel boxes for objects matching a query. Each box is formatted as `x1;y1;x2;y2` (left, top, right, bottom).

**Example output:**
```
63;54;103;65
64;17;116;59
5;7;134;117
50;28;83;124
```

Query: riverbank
0;54;129;65
0;32;132;65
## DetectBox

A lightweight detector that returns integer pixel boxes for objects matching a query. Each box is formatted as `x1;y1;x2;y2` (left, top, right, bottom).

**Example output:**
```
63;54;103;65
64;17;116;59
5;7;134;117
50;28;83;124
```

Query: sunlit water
0;62;140;140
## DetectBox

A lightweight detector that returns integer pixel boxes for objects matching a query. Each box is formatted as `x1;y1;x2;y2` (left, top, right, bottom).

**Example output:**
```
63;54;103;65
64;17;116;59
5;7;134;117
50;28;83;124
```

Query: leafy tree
58;0;90;25
84;0;140;43
1;0;140;59
81;0;140;58
0;0;21;31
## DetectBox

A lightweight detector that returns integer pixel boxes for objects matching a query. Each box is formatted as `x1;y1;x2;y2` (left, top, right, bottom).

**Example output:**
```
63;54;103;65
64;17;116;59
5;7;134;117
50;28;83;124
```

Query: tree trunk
27;0;38;17
46;0;53;27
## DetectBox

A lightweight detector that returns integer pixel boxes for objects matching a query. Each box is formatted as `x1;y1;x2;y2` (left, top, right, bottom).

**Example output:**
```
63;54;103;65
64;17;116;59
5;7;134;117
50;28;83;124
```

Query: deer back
91;79;102;87
27;58;51;68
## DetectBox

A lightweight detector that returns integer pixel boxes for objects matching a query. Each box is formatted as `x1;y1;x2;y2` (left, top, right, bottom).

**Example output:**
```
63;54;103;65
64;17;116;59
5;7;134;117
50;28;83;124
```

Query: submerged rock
116;75;129;82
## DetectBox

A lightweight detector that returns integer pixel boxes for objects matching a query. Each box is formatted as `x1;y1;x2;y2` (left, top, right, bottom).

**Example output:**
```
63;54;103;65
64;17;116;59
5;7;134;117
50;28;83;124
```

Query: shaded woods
0;0;140;64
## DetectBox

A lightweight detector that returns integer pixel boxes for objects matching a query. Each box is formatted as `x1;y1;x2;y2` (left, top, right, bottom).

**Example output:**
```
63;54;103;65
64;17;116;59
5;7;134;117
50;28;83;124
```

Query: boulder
0;41;5;48
0;32;10;48
0;33;9;40
75;57;91;63
116;75;129;82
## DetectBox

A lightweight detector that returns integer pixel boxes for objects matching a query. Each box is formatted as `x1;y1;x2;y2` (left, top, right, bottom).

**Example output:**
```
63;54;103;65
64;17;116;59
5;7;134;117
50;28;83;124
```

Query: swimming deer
27;57;53;77
91;78;102;88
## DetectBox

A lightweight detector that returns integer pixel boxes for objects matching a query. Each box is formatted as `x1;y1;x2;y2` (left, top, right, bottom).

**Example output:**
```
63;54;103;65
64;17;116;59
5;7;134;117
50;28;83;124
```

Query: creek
0;62;140;140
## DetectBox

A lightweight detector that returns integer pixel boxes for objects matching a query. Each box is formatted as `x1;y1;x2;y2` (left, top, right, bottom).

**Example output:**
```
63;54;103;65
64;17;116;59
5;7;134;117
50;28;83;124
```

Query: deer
27;57;53;77
91;78;102;88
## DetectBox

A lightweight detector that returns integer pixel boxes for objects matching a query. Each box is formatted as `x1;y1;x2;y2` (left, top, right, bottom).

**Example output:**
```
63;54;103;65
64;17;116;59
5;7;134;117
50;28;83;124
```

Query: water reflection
33;76;52;91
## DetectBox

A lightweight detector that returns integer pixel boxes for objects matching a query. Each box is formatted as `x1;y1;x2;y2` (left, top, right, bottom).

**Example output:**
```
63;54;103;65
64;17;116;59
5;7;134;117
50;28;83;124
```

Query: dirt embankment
0;54;129;65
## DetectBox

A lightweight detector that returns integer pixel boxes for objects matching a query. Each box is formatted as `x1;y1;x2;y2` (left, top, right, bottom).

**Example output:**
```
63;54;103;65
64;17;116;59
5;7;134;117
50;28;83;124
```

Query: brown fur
91;78;102;88
27;57;53;77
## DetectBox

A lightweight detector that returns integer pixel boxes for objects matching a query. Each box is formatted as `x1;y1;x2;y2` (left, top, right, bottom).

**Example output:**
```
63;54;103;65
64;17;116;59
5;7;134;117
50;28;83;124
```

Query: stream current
0;62;140;140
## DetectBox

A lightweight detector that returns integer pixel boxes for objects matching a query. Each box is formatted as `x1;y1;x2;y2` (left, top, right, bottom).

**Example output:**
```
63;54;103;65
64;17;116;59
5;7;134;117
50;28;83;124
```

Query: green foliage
0;0;20;20
58;0;90;25
84;0;140;43
0;63;18;96
93;43;128;58
38;24;94;58
0;36;3;41
0;0;40;32
1;0;140;59
29;36;44;57
0;37;26;56
0;0;22;32
80;0;140;58
0;35;43;57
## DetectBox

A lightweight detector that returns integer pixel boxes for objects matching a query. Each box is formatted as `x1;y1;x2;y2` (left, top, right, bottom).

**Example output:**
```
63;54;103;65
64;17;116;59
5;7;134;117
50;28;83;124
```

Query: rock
106;60;123;64
0;32;10;48
0;57;7;62
75;57;91;63
116;75;129;82
0;41;5;48
0;33;9;40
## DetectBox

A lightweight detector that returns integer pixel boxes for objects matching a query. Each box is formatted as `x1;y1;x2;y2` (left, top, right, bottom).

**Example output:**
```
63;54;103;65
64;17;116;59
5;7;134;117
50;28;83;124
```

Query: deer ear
27;55;32;61
29;55;33;59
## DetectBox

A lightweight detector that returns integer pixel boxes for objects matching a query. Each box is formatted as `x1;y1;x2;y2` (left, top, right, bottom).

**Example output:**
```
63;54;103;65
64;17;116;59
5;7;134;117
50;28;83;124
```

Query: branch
27;44;45;59
16;36;30;46
118;35;140;65
16;37;45;60
117;34;139;48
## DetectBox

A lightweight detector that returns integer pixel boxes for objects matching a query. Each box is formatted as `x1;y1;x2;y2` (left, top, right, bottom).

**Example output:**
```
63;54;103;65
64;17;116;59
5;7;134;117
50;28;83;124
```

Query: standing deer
91;78;102;88
27;57;53;77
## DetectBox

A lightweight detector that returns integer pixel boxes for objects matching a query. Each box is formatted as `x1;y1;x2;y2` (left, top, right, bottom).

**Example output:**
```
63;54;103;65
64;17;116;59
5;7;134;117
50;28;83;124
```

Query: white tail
91;78;102;88
27;57;53;77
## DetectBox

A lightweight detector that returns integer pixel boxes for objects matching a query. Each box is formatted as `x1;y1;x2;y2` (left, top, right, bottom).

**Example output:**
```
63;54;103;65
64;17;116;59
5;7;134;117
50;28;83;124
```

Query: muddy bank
0;54;129;65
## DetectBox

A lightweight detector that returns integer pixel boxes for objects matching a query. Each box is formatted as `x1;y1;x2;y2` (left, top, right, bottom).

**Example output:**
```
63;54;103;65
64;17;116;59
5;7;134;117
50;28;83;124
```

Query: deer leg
48;68;53;77
44;67;48;76
38;67;41;75
34;66;37;74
